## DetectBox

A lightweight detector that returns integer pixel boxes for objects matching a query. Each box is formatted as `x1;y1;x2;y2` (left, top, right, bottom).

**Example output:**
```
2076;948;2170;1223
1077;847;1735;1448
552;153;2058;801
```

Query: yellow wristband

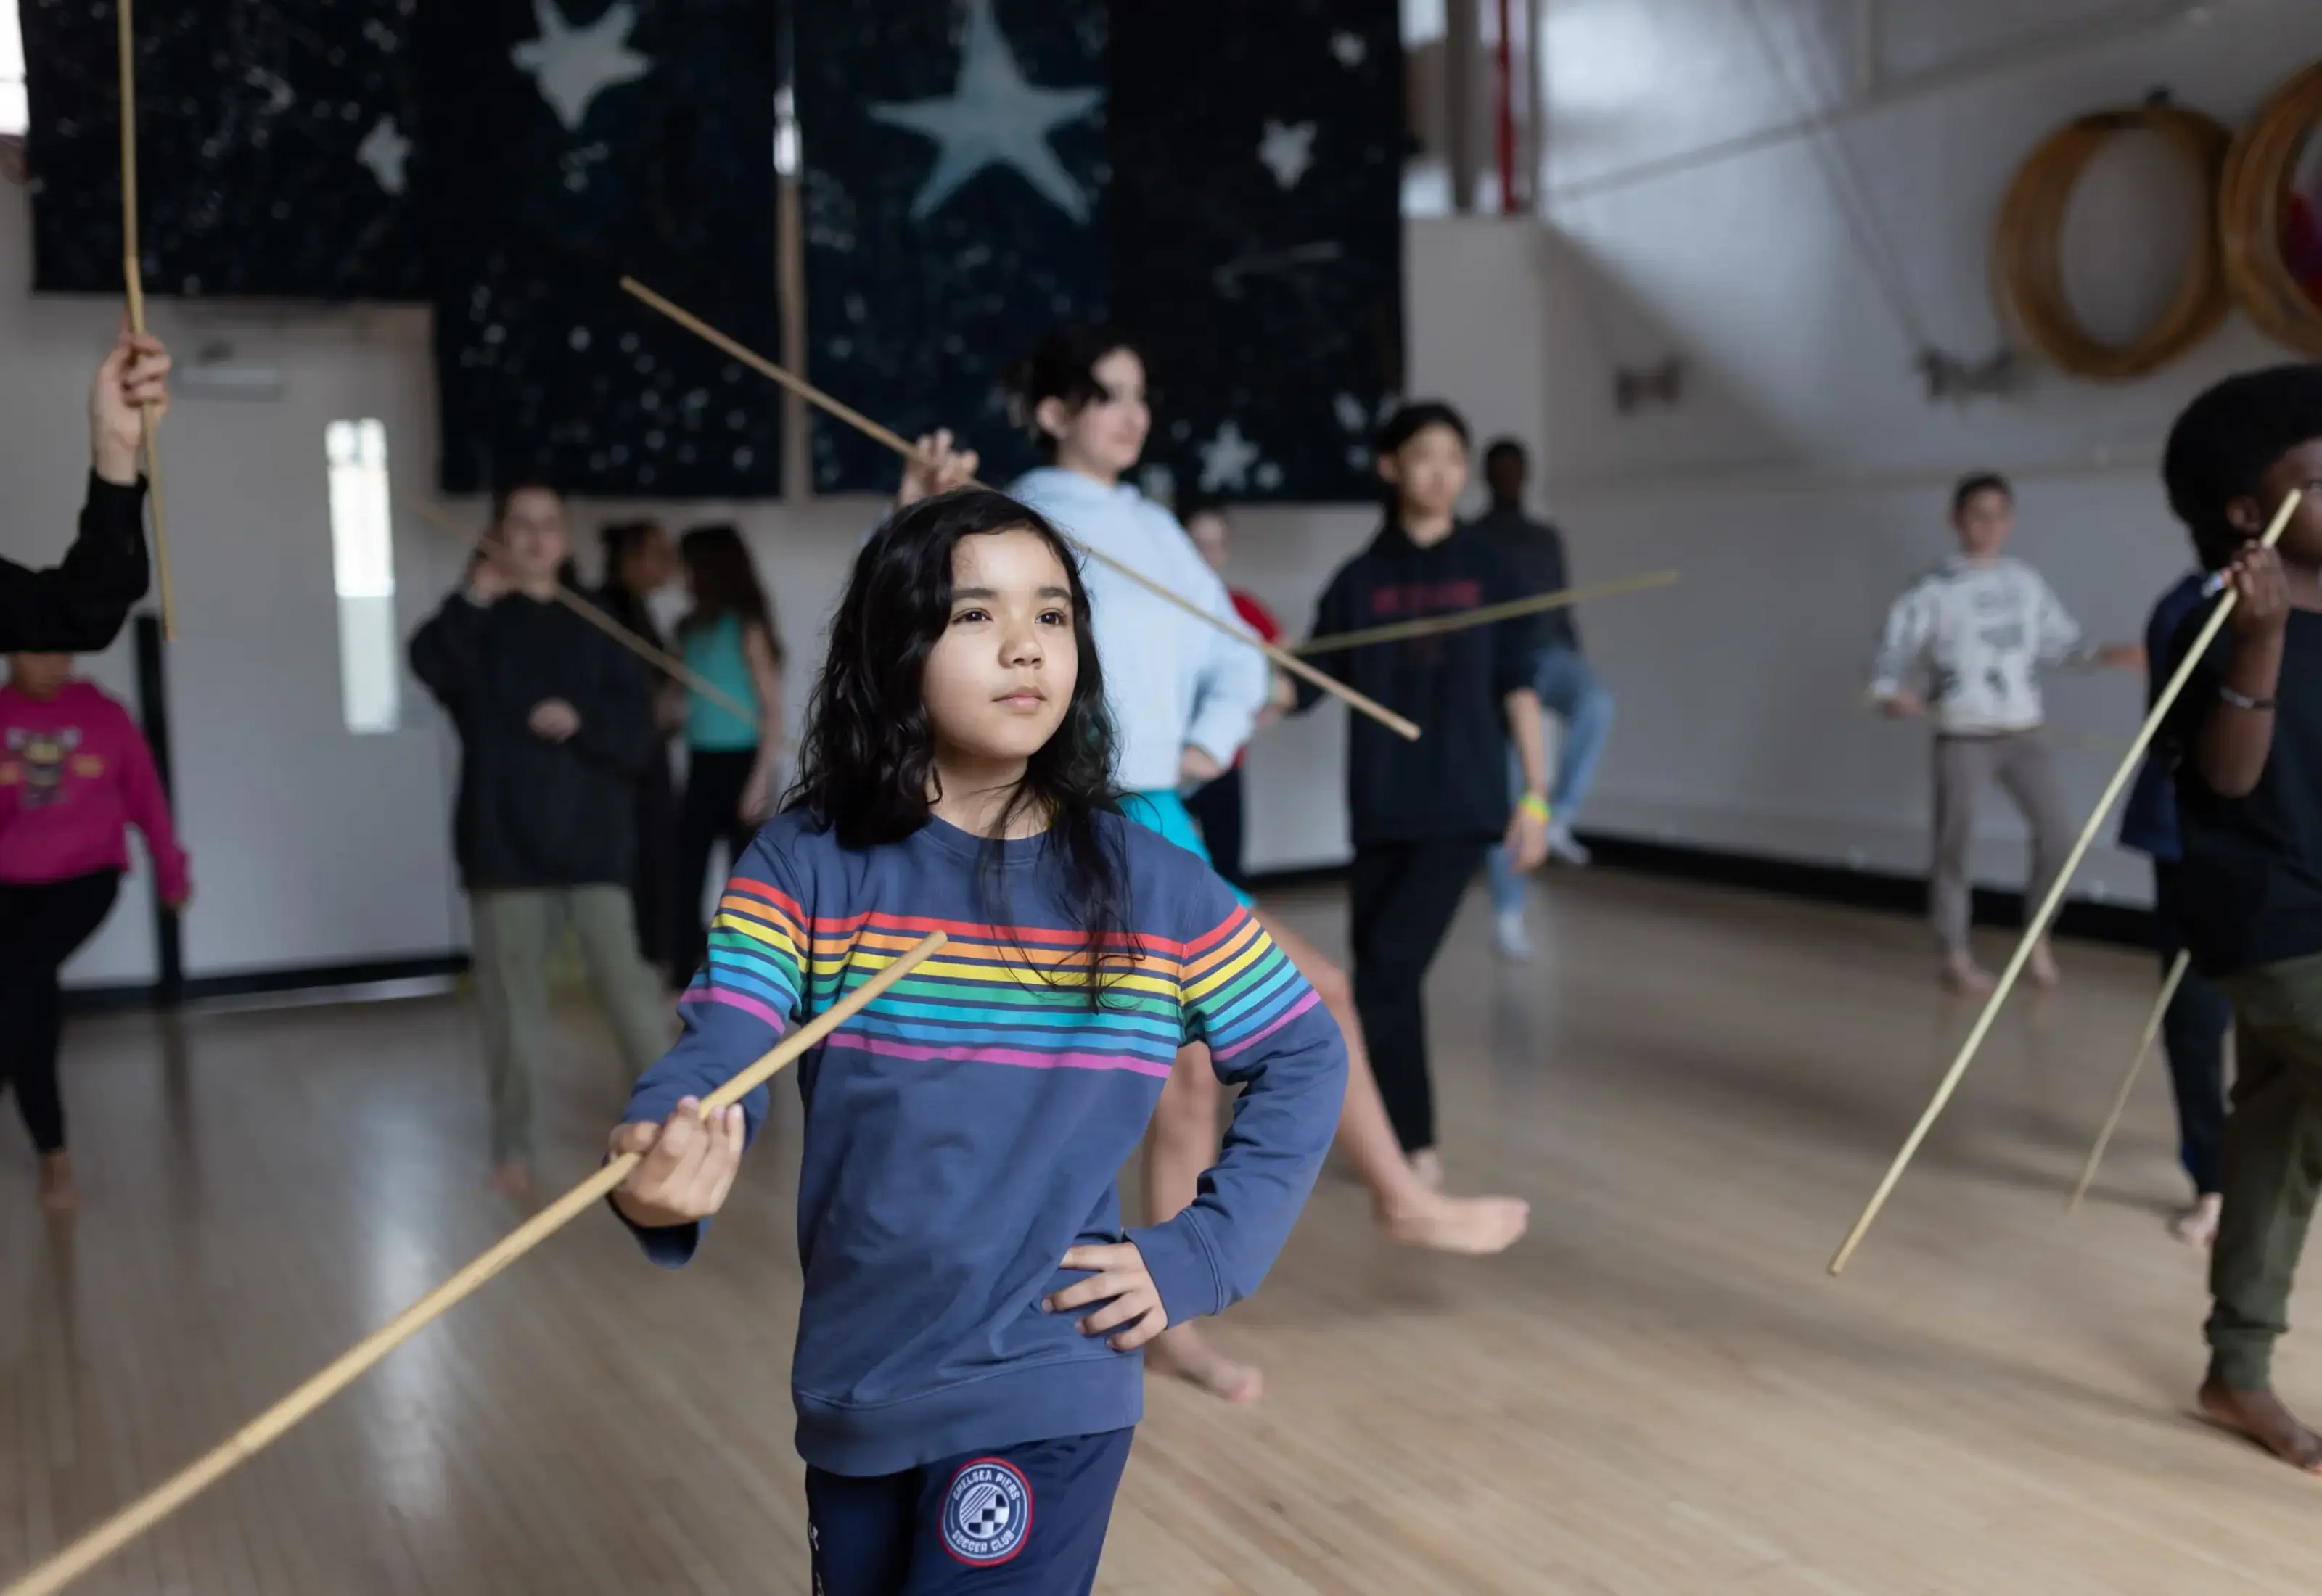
1518;793;1551;823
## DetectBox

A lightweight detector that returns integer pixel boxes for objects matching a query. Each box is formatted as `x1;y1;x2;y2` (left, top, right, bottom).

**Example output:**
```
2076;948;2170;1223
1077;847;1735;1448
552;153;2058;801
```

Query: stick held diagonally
396;495;758;728
2068;949;2191;1213
1829;488;2304;1276
0;931;948;1596
1296;569;1680;655
615;275;1421;744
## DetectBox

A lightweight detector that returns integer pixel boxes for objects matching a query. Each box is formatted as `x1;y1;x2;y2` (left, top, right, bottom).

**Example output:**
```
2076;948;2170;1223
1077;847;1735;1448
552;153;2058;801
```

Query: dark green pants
2208;952;2322;1389
469;886;672;1164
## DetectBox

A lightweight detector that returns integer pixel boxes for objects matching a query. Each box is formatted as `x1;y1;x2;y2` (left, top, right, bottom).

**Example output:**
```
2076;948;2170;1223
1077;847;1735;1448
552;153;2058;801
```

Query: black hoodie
409;589;655;889
1294;521;1535;845
1;474;149;654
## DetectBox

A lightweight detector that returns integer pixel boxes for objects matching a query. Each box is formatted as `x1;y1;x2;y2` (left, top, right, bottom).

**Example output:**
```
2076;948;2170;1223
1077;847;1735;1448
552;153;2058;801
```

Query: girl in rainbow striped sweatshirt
607;488;1346;1592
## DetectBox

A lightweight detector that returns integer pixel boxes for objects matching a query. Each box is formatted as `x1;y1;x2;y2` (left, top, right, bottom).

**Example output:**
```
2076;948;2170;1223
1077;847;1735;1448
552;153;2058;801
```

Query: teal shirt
682;613;761;750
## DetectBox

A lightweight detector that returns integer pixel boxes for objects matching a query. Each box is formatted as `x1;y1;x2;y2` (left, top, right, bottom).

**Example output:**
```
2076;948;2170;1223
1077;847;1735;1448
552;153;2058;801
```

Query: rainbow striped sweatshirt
620;808;1348;1476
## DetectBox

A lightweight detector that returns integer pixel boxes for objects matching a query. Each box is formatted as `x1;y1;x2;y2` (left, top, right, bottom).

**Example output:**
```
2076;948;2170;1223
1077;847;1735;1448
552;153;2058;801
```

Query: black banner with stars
792;0;1400;503
21;0;427;301
793;0;1108;495
417;0;782;498
1110;0;1404;506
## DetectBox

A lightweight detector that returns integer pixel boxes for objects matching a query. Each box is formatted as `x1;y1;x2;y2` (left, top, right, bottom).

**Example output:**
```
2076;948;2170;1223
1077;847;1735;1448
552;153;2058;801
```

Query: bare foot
2027;941;2062;990
2173;1193;2223;1249
1145;1323;1263;1404
1375;1189;1530;1255
1409;1149;1445;1191
36;1153;81;1214
2198;1381;2322;1471
484;1161;535;1199
1941;955;1995;995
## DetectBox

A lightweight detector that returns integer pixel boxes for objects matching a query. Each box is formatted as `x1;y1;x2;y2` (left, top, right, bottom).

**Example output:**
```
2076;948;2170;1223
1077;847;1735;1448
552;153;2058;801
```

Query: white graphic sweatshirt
1868;556;2090;735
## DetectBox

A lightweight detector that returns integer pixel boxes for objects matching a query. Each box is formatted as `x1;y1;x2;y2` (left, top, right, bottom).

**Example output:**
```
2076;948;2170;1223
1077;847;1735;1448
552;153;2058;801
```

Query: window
774;83;799;176
326;419;401;735
1;0;28;139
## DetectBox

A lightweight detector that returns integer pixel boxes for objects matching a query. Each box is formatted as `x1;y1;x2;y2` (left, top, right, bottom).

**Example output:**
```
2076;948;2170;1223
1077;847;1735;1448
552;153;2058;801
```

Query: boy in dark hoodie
1294;402;1548;1182
409;484;671;1196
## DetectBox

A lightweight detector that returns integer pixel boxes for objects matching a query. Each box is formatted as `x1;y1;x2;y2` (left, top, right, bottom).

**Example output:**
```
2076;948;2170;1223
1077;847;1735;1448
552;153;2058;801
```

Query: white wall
1530;0;2322;907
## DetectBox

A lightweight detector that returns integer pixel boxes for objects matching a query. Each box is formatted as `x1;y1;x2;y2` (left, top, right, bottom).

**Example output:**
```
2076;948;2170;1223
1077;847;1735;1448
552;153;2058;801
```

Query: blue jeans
1487;645;1614;916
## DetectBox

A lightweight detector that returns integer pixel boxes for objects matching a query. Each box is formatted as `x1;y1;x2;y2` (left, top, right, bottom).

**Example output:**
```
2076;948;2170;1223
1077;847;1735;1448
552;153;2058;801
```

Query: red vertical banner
1494;0;1517;211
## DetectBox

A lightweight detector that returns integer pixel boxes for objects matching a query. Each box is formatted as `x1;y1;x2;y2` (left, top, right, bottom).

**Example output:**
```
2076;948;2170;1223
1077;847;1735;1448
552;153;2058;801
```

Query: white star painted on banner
246;67;295;116
356;116;411;194
1258;120;1317;189
868;0;1103;223
1198;421;1261;493
512;0;652;134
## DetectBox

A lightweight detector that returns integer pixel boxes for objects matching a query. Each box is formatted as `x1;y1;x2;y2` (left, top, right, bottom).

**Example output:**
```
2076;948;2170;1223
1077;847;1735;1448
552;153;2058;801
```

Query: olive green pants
2208;951;2322;1389
469;886;671;1164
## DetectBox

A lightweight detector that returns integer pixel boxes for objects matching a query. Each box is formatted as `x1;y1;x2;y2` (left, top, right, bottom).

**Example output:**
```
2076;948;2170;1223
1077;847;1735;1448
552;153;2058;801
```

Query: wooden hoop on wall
1993;103;2233;379
2220;61;2322;359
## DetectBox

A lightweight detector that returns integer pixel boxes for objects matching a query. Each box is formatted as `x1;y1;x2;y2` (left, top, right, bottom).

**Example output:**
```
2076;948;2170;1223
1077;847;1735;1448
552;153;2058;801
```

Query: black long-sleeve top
1295;521;1537;846
0;474;150;654
409;588;655;890
1468;503;1578;654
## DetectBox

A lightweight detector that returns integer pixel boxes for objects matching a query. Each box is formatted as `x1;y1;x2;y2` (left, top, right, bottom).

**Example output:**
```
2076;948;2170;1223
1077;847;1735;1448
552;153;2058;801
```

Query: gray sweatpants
1930;731;2072;955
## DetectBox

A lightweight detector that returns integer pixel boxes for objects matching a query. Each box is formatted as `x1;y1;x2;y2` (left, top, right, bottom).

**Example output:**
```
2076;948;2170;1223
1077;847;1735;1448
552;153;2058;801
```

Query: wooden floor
5;871;2319;1594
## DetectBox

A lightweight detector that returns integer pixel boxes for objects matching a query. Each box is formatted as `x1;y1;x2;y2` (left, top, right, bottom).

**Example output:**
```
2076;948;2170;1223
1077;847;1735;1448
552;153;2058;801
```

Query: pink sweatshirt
0;680;189;902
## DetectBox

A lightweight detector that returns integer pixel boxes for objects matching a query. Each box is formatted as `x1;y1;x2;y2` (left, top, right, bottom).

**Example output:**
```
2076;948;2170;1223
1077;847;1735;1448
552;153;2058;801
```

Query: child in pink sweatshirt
0;652;189;1209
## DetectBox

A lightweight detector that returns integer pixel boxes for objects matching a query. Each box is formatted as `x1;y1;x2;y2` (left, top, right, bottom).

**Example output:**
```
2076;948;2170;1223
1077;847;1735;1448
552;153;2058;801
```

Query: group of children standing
1867;366;2322;1476
29;305;2322;1593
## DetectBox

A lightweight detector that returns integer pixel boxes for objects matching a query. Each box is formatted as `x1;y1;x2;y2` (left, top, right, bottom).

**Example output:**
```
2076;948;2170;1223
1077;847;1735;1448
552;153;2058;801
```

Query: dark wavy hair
678;524;783;663
788;488;1138;1005
1001;323;1145;461
599;519;662;588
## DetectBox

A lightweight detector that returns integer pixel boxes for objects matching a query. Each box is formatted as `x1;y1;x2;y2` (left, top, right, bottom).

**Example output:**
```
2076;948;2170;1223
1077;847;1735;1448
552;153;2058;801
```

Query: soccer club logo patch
941;1457;1033;1566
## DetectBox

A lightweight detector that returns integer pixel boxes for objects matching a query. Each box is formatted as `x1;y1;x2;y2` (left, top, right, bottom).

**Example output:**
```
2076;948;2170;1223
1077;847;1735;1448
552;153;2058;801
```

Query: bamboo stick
1829;490;2302;1275
2068;949;2192;1212
397;495;758;727
117;0;175;641
1295;569;1678;655
615;276;1422;744
0;931;948;1596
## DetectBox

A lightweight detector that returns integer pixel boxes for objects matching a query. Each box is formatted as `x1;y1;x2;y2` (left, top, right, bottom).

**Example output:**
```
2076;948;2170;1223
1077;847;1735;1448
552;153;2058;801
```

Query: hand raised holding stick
0;932;948;1596
898;428;982;504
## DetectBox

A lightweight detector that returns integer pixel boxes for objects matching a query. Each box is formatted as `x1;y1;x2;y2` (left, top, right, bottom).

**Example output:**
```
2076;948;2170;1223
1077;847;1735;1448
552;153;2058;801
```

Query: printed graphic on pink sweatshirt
1;726;94;810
